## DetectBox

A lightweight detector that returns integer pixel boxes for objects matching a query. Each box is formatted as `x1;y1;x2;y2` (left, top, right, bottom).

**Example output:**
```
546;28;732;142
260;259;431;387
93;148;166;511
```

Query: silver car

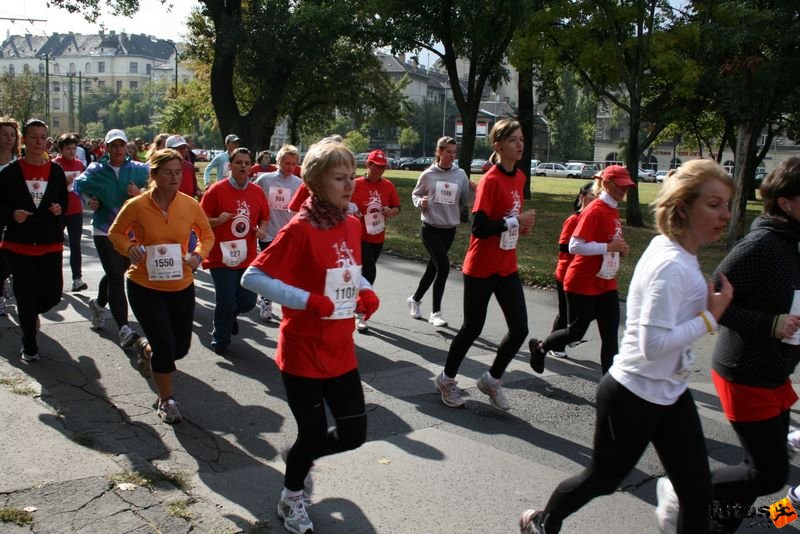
534;162;569;178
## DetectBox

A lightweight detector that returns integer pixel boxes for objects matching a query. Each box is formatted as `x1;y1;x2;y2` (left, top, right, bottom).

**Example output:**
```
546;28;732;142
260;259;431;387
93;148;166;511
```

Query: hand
518;209;536;235
128;245;146;264
126;181;141;196
468;180;477;192
255;227;268;241
306;294;335;317
88;197;100;210
607;237;629;255
382;206;399;218
217;212;232;224
420;196;429;210
356;289;380;320
183;253;201;271
773;314;800;339
13;210;33;223
48;203;62;216
707;272;734;321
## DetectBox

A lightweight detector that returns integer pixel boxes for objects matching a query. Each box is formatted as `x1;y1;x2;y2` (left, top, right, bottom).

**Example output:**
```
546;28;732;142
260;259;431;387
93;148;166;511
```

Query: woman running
407;136;473;327
108;149;214;423
434;118;536;412
0;117;20;317
529;165;633;375
519;159;734;534
242;139;378;534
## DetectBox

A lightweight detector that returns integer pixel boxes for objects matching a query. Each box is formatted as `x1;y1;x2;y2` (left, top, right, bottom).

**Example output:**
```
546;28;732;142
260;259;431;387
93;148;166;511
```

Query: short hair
146;148;183;190
652;159;733;239
57;132;79;150
301;139;355;197
434;136;457;165
0;116;21;156
760;157;800;220
230;147;252;164
487;119;521;164
22;118;47;137
256;150;271;164
276;144;300;164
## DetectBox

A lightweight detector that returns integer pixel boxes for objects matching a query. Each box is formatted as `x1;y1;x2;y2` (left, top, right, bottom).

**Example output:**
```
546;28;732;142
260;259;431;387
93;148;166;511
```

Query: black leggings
710;410;791;533
361;240;384;286
65;213;83;280
444;272;529;379
551;280;568;332
543;290;620;374
93;235;131;329
281;369;367;492
541;375;711;533
412;224;456;313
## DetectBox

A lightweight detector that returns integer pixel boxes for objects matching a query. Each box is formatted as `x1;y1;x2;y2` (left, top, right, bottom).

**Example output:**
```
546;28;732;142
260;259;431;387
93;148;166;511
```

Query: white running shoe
655;476;679;534
788;485;800;508
71;278;88;291
407;296;422;319
356;313;368;332
428;311;448;327
547;350;567;359
277;491;314;534
477;371;510;411
156;398;182;424
20;347;39;363
2;278;11;299
259;297;273;322
88;298;106;330
519;509;548;534
788;426;800;458
434;372;464;408
0;297;6;317
118;325;140;348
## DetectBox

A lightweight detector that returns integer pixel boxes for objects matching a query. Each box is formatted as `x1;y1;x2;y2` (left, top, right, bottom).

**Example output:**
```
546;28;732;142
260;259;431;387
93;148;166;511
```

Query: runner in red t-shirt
249;150;278;179
53;133;87;292
241;139;378;534
435;119;536;412
350;149;400;332
529;165;634;375
200;147;269;355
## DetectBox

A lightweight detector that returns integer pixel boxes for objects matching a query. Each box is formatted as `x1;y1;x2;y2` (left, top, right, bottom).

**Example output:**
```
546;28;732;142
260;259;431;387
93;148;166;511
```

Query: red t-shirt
3;160;62;256
563;199;622;295
462;166;525;278
249;163;278;178
250;216;363;378
200;179;270;270
52;156;85;216
178;160;199;198
351;177;400;244
555;213;580;283
288;182;310;212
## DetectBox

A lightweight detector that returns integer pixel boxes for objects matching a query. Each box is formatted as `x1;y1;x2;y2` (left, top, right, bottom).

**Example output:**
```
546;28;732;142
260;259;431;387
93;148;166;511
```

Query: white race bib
783;290;800;345
26;179;48;208
323;265;361;319
220;239;247;267
499;217;519;250
268;186;290;211
64;171;81;192
596;251;620;280
365;210;385;235
145;244;183;281
434;181;458;205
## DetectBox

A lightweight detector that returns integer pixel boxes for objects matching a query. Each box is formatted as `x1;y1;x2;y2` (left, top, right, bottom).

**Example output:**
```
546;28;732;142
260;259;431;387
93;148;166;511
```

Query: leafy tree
0;72;46;123
79;85;116;131
547;71;596;162
398;126;420;156
370;0;520;181
344;130;370;154
84;121;105;139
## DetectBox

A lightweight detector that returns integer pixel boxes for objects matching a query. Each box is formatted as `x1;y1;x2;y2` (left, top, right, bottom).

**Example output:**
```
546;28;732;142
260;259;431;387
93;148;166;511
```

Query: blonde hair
146;148;183;190
434;136;456;165
301;139;355;197
652;159;732;239
487;119;521;164
146;133;170;160
276;144;300;164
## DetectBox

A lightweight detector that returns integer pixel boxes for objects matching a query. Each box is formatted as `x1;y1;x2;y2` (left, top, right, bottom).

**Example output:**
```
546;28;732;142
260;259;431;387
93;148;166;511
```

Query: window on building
85;62;91;73
39;63;44;74
130;81;138;89
98;61;105;73
23;64;30;73
53;97;61;110
116;80;123;93
84;80;91;91
53;64;60;74
53;118;60;128
146;63;151;75
8;65;14;76
69;62;76;74
53;81;60;92
129;62;138;74
98;80;105;88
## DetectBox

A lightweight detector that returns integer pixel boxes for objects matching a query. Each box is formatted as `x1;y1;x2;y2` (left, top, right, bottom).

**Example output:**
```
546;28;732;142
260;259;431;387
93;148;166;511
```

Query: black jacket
713;215;800;387
0;160;68;246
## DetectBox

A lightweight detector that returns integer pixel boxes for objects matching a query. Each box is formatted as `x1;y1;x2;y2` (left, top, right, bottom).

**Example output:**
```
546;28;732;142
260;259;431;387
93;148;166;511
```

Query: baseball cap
367;149;388;166
602;165;636;187
104;129;128;145
165;135;188;149
225;134;240;144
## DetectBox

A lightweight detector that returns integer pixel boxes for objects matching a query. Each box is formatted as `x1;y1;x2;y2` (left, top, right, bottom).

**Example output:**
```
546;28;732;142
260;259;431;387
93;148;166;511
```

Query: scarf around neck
298;194;346;230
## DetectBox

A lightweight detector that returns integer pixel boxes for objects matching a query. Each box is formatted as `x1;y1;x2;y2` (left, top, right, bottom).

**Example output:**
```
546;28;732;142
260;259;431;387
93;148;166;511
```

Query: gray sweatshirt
254;171;303;241
411;164;471;228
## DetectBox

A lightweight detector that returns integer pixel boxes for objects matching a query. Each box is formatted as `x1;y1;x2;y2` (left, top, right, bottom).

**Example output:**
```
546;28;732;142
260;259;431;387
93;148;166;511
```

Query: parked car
754;170;767;188
534;162;570;178
399;156;434;171
191;149;209;162
565;162;598;179
529;159;541;175
638;168;657;182
655;170;669;183
470;159;487;173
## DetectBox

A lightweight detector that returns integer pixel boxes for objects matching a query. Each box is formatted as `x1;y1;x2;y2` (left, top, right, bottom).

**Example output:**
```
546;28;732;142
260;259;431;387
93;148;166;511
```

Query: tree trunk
728;123;760;244
518;67;534;199
624;102;644;227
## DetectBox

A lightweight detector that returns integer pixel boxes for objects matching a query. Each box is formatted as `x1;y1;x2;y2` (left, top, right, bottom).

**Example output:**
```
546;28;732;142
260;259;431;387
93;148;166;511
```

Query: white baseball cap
166;135;188;149
104;129;128;145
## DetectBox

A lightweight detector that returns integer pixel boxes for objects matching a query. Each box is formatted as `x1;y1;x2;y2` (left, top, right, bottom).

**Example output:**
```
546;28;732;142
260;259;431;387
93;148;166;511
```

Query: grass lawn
197;163;762;296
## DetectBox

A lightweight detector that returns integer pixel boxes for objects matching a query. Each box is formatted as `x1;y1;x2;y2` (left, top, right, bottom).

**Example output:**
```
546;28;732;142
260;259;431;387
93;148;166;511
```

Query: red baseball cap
367;150;388;166
602;165;636;187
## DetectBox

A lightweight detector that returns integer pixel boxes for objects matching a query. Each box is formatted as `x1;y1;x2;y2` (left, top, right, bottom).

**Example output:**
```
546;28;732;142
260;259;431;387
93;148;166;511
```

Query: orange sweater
109;190;214;292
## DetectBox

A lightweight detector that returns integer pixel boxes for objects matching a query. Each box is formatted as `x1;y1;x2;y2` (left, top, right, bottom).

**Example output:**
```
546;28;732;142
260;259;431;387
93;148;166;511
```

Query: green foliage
0;72;46;123
547;71;596;162
0;507;33;526
398;127;420;152
344;130;370;153
84;121;105;139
